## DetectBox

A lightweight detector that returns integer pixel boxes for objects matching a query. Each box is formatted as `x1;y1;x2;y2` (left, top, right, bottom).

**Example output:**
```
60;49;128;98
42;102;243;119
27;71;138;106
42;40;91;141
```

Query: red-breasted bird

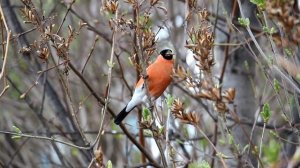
114;49;174;125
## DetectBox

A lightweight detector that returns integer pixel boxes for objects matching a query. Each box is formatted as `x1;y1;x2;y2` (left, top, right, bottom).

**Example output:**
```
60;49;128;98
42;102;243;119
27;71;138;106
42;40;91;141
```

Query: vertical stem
210;119;218;168
153;136;168;167
133;1;146;164
258;123;266;168
95;7;118;150
165;108;171;166
138;111;146;164
1;13;4;60
0;3;11;81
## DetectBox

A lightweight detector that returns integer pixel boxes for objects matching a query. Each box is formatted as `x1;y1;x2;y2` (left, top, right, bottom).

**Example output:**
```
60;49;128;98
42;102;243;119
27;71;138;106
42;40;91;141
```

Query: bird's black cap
160;49;174;60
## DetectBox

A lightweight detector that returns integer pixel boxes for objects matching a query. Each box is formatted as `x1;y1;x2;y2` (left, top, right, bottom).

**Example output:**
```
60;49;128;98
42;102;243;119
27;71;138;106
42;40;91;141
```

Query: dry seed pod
212;87;221;100
173;65;190;80
95;149;103;166
215;101;228;113
150;0;159;6
171;99;184;114
197;90;214;100
37;47;49;60
222;88;236;103
199;9;209;20
171;99;200;125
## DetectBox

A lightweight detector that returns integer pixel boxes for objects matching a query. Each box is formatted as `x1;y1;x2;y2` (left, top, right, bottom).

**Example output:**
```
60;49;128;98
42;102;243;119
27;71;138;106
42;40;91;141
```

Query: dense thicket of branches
1;0;300;167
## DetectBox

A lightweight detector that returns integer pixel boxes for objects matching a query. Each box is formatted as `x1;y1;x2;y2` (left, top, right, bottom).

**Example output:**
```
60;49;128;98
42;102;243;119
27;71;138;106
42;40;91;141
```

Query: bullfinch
114;49;174;125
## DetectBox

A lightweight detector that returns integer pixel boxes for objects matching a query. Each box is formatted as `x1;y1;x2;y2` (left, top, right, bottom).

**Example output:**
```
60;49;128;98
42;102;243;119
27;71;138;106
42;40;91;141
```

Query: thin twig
258;122;266;168
0;85;9;97
132;1;146;164
0;30;11;80
153;135;168;167
56;0;75;34
87;158;95;168
95;7;118;150
115;53;133;95
38;62;48;115
0;27;37;45
19;74;41;99
67;6;131;54
165;108;172;166
0;130;91;150
81;35;99;74
37;60;69;74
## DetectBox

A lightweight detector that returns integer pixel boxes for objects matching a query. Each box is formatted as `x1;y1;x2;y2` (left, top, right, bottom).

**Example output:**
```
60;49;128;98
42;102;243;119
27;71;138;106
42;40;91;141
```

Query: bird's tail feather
114;106;130;125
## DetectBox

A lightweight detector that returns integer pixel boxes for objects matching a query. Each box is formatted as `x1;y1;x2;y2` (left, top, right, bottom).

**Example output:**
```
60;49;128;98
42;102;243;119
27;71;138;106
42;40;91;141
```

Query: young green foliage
263;26;276;35
107;160;112;168
188;160;211;168
238;17;250;27
261;103;271;123
12;125;22;139
166;94;174;108
273;79;280;93
284;48;293;57
262;139;281;165
250;0;266;10
142;107;151;121
107;59;115;68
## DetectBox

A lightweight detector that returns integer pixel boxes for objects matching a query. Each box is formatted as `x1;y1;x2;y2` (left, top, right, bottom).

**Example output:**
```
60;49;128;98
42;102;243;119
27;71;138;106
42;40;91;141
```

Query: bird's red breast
136;55;174;98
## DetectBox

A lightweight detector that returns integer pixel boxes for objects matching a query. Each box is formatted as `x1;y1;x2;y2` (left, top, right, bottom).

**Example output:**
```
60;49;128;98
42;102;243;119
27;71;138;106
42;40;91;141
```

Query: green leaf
263;26;276;35
142;107;151;121
273;79;280;93
281;113;289;122
238;17;250;27
216;152;230;159
11;135;21;139
199;139;208;149
71;148;78;156
256;13;262;18
228;133;234;145
260;103;271;123
12;126;22;140
12;125;22;134
183;125;189;139
143;129;152;136
288;96;296;106
265;55;273;65
188;160;211;168
218;138;226;145
270;130;278;138
296;74;300;81
270;27;276;34
107;160;112;168
284;48;293;57
244;60;249;71
250;0;266;9
107;60;115;68
166;94;174;108
253;145;259;155
158;126;164;134
262;139;281;164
